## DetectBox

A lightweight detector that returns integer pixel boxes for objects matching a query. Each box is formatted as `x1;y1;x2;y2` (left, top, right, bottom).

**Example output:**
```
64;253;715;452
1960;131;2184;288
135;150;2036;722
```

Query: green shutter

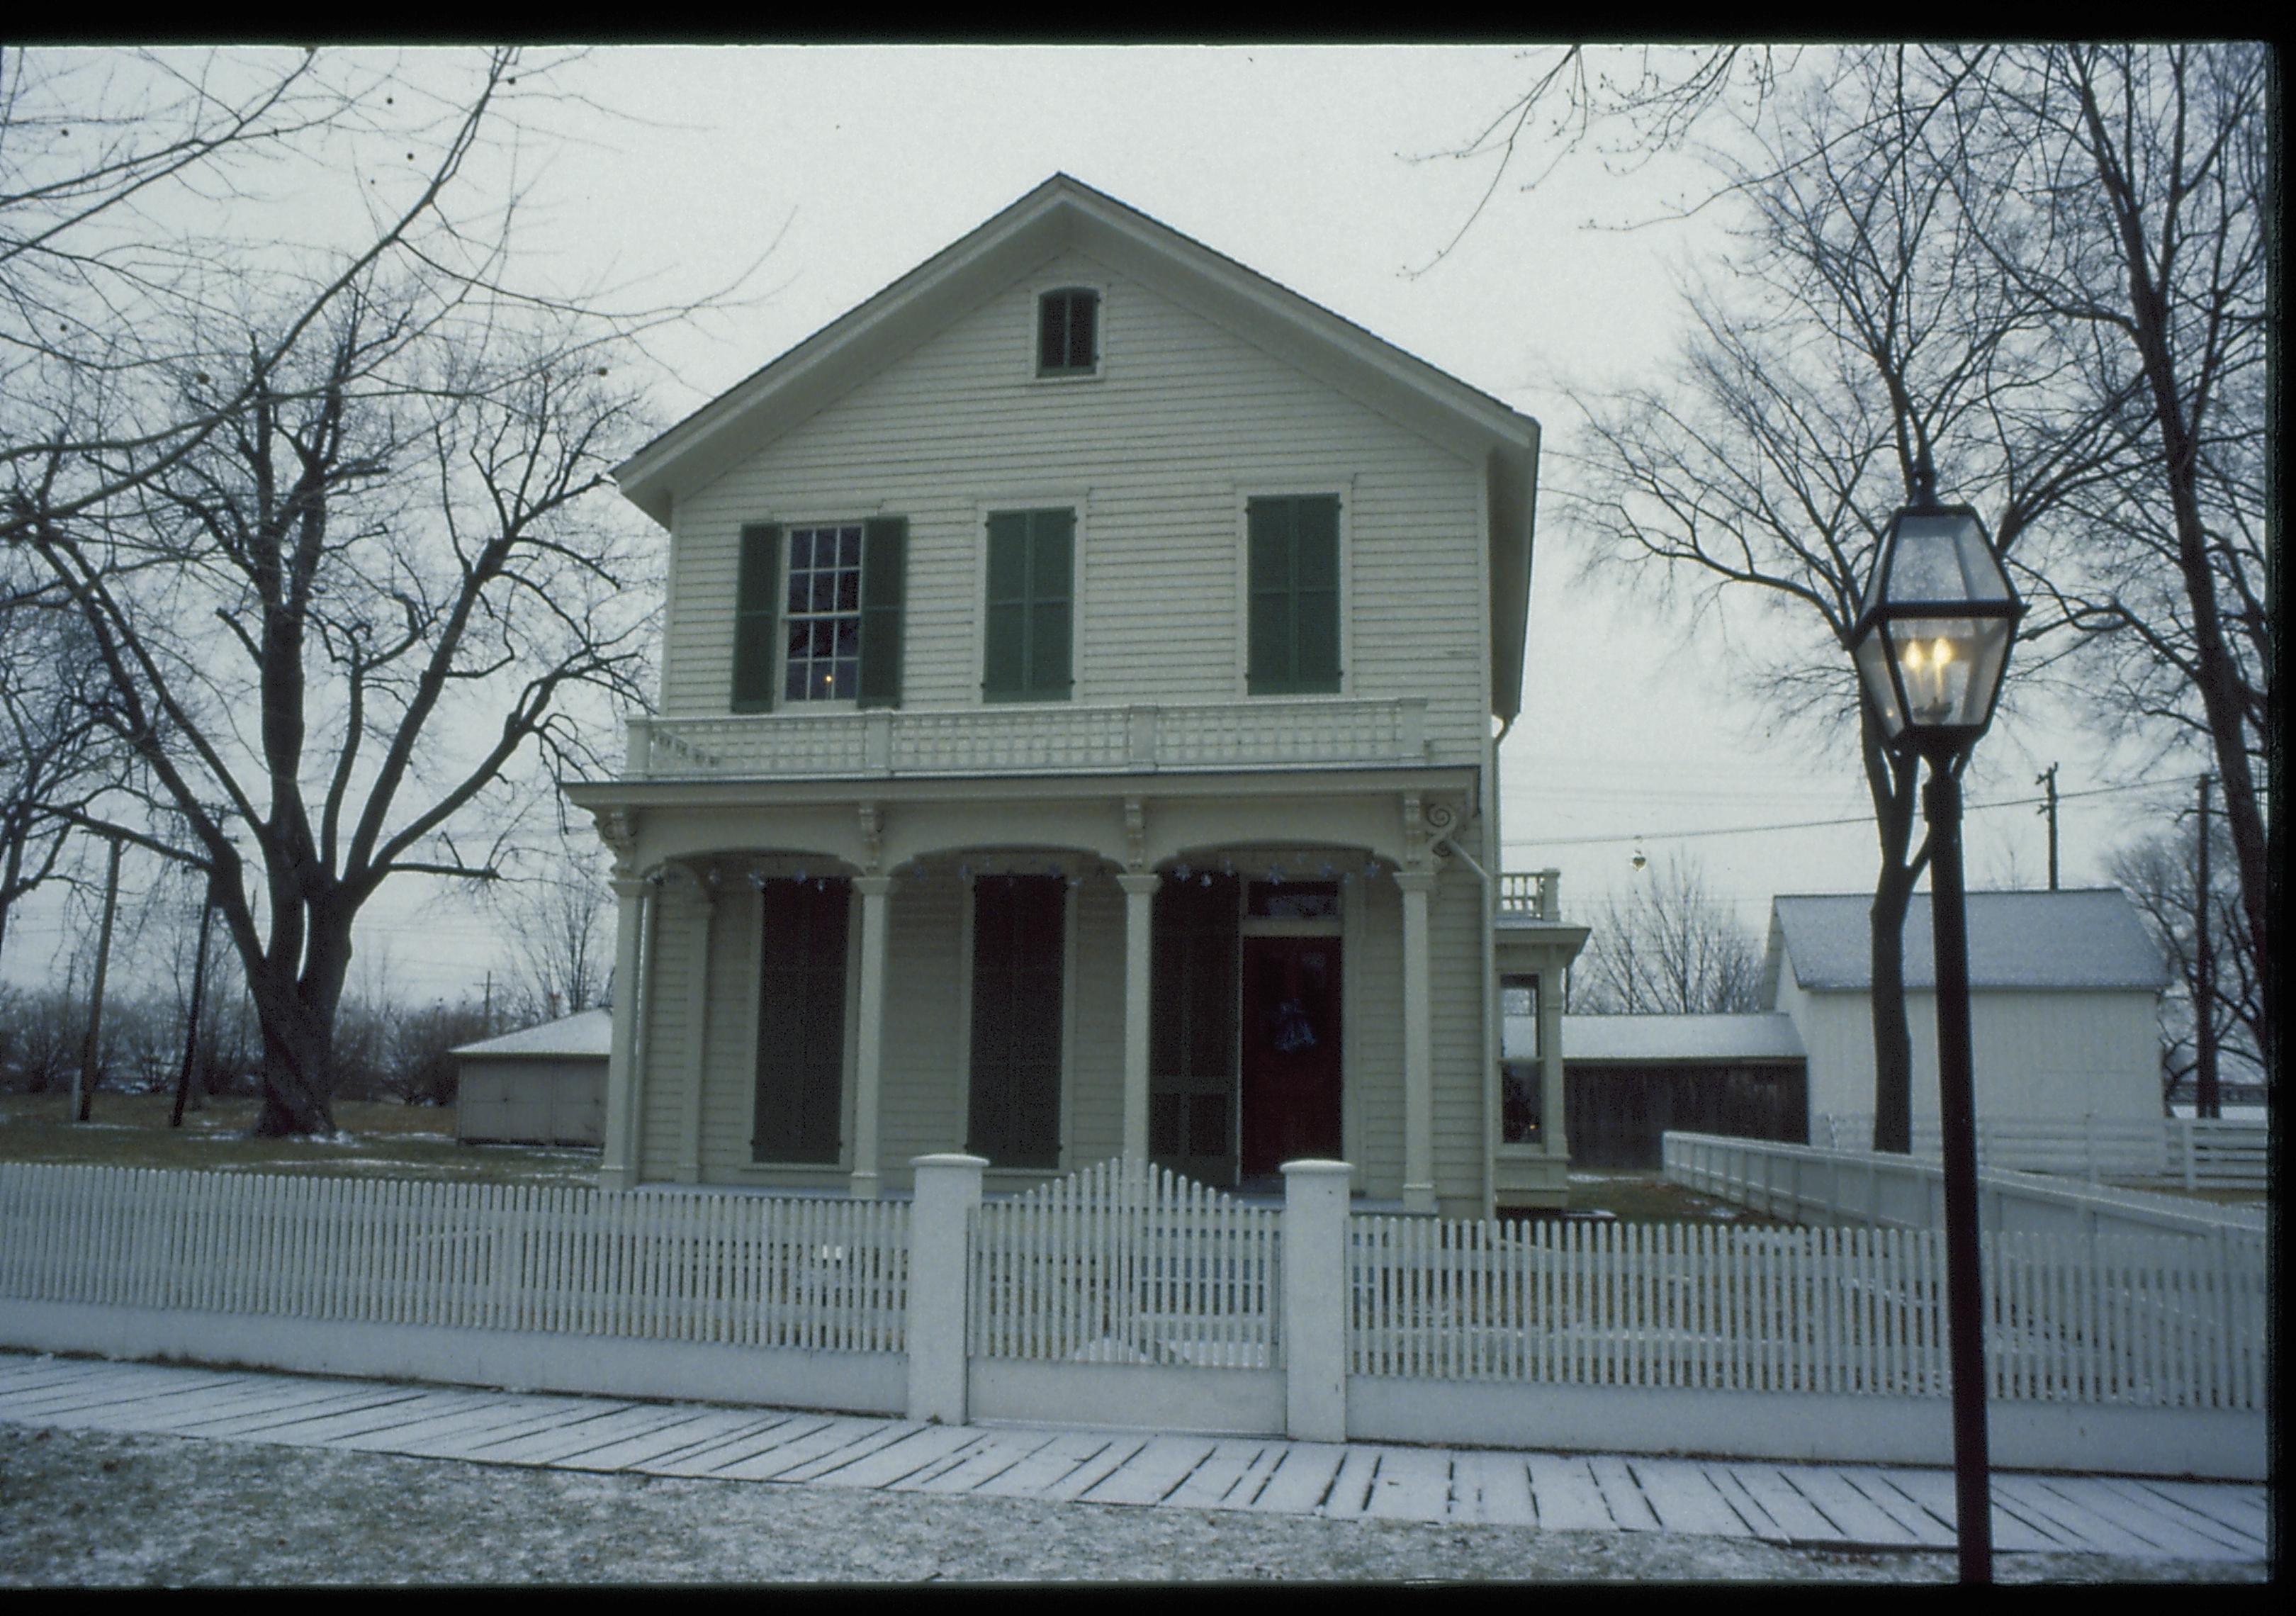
731;523;781;712
857;517;906;709
984;511;1030;699
1247;495;1340;695
1293;495;1341;690
984;508;1073;702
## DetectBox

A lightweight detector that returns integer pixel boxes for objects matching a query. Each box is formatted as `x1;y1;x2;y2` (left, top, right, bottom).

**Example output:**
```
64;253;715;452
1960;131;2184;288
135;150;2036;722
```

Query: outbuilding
1765;889;2169;1135
1540;1012;1808;1169
452;1009;611;1148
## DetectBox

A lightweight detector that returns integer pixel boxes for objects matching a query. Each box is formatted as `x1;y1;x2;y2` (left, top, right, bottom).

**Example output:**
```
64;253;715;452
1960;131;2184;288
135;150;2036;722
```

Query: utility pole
2195;775;2219;1120
2035;765;2059;891
74;833;123;1123
171;880;218;1129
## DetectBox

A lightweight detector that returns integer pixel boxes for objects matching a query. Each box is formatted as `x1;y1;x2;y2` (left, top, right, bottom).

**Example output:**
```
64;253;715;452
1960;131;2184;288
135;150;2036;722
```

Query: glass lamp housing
1850;503;2022;753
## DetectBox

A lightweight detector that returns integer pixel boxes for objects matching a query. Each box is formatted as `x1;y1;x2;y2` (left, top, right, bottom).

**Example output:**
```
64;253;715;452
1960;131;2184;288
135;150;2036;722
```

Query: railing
0;1162;909;1354
1347;1212;2266;1410
1665;1131;2266;1243
968;1158;1281;1369
1811;1112;2266;1190
1496;869;1560;921
626;696;1432;780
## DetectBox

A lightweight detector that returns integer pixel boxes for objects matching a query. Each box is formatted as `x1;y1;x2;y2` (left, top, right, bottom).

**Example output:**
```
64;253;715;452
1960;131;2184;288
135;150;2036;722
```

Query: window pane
840;527;861;567
833;660;857;700
787;529;814;570
836;570;860;612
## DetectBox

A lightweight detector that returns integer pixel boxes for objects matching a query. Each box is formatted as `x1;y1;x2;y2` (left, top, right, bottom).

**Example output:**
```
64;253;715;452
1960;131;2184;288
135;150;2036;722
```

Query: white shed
1763;890;2169;1132
452;1009;611;1147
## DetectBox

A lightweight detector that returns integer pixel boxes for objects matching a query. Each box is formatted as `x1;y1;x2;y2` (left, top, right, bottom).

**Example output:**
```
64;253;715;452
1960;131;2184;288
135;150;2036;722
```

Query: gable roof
452;1007;613;1062
613;174;1542;722
1766;890;2170;996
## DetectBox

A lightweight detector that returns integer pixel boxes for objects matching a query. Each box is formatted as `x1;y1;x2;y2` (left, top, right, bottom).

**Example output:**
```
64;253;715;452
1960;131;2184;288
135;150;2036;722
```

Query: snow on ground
0;1425;2259;1586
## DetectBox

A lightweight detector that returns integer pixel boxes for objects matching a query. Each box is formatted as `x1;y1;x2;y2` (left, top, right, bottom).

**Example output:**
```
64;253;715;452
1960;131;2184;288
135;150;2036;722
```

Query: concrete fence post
1282;1160;1352;1443
908;1154;986;1425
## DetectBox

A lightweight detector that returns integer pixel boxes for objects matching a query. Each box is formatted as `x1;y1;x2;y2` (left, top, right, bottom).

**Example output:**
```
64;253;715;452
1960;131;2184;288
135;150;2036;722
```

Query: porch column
600;875;651;1190
1118;871;1161;1165
1539;946;1570;1161
677;882;715;1184
850;875;894;1199
1396;869;1438;1214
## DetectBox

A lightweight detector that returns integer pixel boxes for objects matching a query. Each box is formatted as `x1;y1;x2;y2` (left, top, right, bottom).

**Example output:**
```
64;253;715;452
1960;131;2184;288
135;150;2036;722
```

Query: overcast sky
6;45;2192;1004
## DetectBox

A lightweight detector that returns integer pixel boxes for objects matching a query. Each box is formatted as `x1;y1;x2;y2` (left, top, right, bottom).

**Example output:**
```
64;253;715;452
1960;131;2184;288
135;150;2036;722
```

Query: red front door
1239;936;1341;1177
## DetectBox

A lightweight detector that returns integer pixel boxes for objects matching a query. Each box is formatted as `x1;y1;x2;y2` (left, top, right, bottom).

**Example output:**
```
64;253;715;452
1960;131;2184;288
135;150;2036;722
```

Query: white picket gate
967;1157;1281;1369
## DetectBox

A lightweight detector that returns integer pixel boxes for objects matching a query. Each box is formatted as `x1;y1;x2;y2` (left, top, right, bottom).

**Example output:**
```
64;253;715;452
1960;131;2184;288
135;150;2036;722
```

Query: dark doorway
754;877;850;1164
967;875;1067;1168
1239;935;1341;1176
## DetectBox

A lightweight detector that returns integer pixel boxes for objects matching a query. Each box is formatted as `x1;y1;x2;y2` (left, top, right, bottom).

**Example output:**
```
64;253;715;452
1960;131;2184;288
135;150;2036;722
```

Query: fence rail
1809;1113;2267;1189
1346;1213;2263;1409
0;1163;908;1354
968;1159;1281;1368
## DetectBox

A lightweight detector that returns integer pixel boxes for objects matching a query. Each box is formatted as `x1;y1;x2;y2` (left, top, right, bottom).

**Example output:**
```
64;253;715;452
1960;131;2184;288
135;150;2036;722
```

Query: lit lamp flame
1902;634;1957;723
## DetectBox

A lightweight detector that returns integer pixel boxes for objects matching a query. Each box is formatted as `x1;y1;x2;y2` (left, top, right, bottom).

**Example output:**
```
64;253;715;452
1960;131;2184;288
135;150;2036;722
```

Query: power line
1504;778;2183;853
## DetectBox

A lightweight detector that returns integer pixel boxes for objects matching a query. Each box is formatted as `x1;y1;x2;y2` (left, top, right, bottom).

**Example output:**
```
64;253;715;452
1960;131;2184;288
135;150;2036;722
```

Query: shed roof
1767;890;2169;995
1544;1013;1808;1065
451;1008;613;1062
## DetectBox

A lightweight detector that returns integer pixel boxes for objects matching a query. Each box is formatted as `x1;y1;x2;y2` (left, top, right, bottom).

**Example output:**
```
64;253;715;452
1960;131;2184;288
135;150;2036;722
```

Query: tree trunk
245;912;354;1138
1869;860;1920;1153
1859;713;1923;1155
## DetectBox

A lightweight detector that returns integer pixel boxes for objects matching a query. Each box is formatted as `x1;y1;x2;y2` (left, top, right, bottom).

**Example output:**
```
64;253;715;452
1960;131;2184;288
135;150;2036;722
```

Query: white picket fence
1346;1215;2265;1410
1665;1130;2265;1247
0;1163;908;1354
0;1155;2269;1475
968;1158;1281;1369
1810;1113;2268;1189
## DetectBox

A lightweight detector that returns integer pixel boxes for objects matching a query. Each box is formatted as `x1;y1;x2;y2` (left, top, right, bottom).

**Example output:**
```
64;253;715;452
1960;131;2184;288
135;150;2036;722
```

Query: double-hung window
983;508;1074;702
731;517;907;712
1247;493;1341;695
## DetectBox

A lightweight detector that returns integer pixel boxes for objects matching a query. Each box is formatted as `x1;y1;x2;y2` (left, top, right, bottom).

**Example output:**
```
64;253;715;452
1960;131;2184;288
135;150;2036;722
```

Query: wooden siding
1790;984;2164;1129
661;248;1489;763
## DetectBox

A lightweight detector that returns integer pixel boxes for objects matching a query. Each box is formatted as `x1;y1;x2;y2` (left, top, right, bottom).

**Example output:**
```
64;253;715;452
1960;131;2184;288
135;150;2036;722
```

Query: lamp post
1849;460;2023;1585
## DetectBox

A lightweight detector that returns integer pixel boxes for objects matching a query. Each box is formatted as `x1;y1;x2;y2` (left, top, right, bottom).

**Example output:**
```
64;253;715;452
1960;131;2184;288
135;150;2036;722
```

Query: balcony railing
1497;869;1561;921
624;697;1431;782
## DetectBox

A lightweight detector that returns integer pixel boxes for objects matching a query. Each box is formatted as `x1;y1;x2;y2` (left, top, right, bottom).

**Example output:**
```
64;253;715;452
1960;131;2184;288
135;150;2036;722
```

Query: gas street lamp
1850;462;2023;1584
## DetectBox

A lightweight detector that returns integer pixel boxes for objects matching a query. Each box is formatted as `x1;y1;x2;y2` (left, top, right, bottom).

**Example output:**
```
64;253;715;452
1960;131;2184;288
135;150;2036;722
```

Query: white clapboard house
566;176;1585;1215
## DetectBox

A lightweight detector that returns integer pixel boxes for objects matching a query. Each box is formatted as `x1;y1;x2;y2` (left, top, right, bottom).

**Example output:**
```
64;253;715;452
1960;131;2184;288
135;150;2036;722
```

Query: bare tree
1571;854;1764;1016
2;47;770;1136
491;836;611;1025
1563;48;2129;1149
1940;45;2273;1079
0;568;113;973
21;274;658;1135
2110;808;2264;1112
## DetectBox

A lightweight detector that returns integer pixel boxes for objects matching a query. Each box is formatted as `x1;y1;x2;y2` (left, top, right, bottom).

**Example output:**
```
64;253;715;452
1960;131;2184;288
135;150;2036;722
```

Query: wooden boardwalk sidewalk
0;1353;2268;1565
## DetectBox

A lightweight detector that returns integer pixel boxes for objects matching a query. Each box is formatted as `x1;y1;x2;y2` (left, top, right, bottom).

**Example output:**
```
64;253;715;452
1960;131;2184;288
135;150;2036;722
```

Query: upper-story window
731;517;907;712
1246;493;1341;695
983;507;1075;702
1037;287;1099;376
784;523;863;701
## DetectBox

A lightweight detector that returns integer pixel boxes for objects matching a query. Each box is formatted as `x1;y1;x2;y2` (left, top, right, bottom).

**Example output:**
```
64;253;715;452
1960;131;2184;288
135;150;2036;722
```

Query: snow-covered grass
0;1094;597;1187
0;1424;2257;1586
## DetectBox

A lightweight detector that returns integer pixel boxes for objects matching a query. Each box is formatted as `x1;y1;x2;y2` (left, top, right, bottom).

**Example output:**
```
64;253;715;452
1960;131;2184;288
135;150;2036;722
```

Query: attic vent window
1037;287;1098;376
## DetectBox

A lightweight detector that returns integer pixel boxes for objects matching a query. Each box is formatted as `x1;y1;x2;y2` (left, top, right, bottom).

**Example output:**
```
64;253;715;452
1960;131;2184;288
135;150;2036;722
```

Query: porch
569;765;1569;1216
